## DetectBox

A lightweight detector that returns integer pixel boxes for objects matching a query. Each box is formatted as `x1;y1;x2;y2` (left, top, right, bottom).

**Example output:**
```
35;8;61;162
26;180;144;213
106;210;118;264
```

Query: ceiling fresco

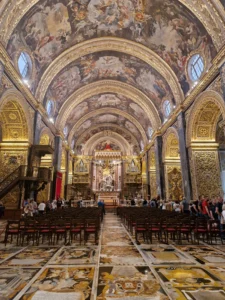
7;0;216;95
74;125;140;155
72;113;144;146
95;140;121;151
65;93;152;134
45;51;174;117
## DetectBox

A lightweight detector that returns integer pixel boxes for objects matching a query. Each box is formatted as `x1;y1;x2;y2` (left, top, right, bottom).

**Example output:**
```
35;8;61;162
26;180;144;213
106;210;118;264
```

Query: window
18;52;31;78
46;100;54;117
188;54;204;82
163;100;171;117
63;126;68;137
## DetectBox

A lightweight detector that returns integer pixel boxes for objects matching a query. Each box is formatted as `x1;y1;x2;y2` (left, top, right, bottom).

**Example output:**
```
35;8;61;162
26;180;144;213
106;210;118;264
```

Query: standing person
181;197;190;214
215;197;223;222
98;199;105;215
33;200;38;215
201;196;210;219
46;200;52;213
220;204;225;240
38;201;46;214
209;198;217;220
150;198;156;208
28;199;34;217
52;199;57;210
57;198;62;209
143;199;148;207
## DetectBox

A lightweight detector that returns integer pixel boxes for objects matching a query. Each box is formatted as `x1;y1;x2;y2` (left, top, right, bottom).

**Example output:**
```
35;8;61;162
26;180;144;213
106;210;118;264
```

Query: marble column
53;136;63;172
51;135;63;199
146;150;151;199
154;136;165;199
177;112;192;201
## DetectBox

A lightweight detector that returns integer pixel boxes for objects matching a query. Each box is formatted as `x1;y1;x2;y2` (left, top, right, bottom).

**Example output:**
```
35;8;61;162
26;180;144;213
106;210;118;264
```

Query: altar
96;192;119;205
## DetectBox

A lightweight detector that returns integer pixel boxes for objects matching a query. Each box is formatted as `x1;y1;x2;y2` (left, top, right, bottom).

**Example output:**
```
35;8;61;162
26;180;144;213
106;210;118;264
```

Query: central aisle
96;213;169;299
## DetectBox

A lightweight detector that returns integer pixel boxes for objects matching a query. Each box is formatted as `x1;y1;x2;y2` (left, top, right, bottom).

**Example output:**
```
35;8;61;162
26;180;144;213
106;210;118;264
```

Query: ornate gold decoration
150;171;157;198
186;90;225;146
0;99;29;141
190;150;222;198
163;128;180;161
35;38;183;104
40;133;50;145
57;80;161;131
165;166;183;201
0;89;33;142
68;108;148;146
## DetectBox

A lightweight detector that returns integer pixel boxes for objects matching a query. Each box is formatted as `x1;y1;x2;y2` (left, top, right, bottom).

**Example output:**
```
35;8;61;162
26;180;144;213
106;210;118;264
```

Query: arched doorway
187;91;224;199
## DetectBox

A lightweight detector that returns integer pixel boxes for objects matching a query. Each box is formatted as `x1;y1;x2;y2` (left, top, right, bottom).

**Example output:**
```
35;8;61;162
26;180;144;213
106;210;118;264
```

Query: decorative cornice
56;80;161;131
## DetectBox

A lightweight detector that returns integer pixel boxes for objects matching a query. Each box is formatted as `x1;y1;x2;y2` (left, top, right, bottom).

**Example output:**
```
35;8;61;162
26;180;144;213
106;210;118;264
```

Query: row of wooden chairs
118;207;224;245
4;208;102;246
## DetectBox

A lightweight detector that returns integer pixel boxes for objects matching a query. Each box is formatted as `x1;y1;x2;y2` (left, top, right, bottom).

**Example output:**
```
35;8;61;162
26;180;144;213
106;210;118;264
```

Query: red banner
55;171;62;200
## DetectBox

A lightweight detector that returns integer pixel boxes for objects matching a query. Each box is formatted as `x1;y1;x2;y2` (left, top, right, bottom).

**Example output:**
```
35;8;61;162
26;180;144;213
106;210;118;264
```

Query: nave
0;212;225;299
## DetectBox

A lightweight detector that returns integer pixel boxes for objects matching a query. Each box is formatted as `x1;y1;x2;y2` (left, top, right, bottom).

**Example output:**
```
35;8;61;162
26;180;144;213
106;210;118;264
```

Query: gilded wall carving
192;150;222;198
150;171;157;198
0;149;27;182
1;185;20;209
165;166;183;201
186;91;225;146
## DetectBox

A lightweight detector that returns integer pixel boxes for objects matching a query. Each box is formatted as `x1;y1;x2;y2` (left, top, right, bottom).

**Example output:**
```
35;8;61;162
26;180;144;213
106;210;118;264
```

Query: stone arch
68;108;148;146
186;90;224;199
83;132;132;156
186;90;225;146
0;89;31;142
56;81;161;131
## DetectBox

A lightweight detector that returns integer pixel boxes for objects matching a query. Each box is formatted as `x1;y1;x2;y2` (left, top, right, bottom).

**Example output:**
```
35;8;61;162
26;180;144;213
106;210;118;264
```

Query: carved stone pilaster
0;60;4;87
220;62;225;103
177;112;192;201
33;111;42;145
154;136;165;199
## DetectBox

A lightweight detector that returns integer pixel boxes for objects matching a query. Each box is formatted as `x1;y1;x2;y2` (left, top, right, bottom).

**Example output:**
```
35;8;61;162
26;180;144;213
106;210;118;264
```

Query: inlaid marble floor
0;214;225;299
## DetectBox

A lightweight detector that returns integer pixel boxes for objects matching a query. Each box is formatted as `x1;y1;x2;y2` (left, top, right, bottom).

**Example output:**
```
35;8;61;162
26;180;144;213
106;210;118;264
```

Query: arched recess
0;89;32;143
187;90;225;198
68;108;148;146
163;128;183;201
56;81;161;131
0;89;31;208
83;132;132;156
36;38;183;104
75;123;140;155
